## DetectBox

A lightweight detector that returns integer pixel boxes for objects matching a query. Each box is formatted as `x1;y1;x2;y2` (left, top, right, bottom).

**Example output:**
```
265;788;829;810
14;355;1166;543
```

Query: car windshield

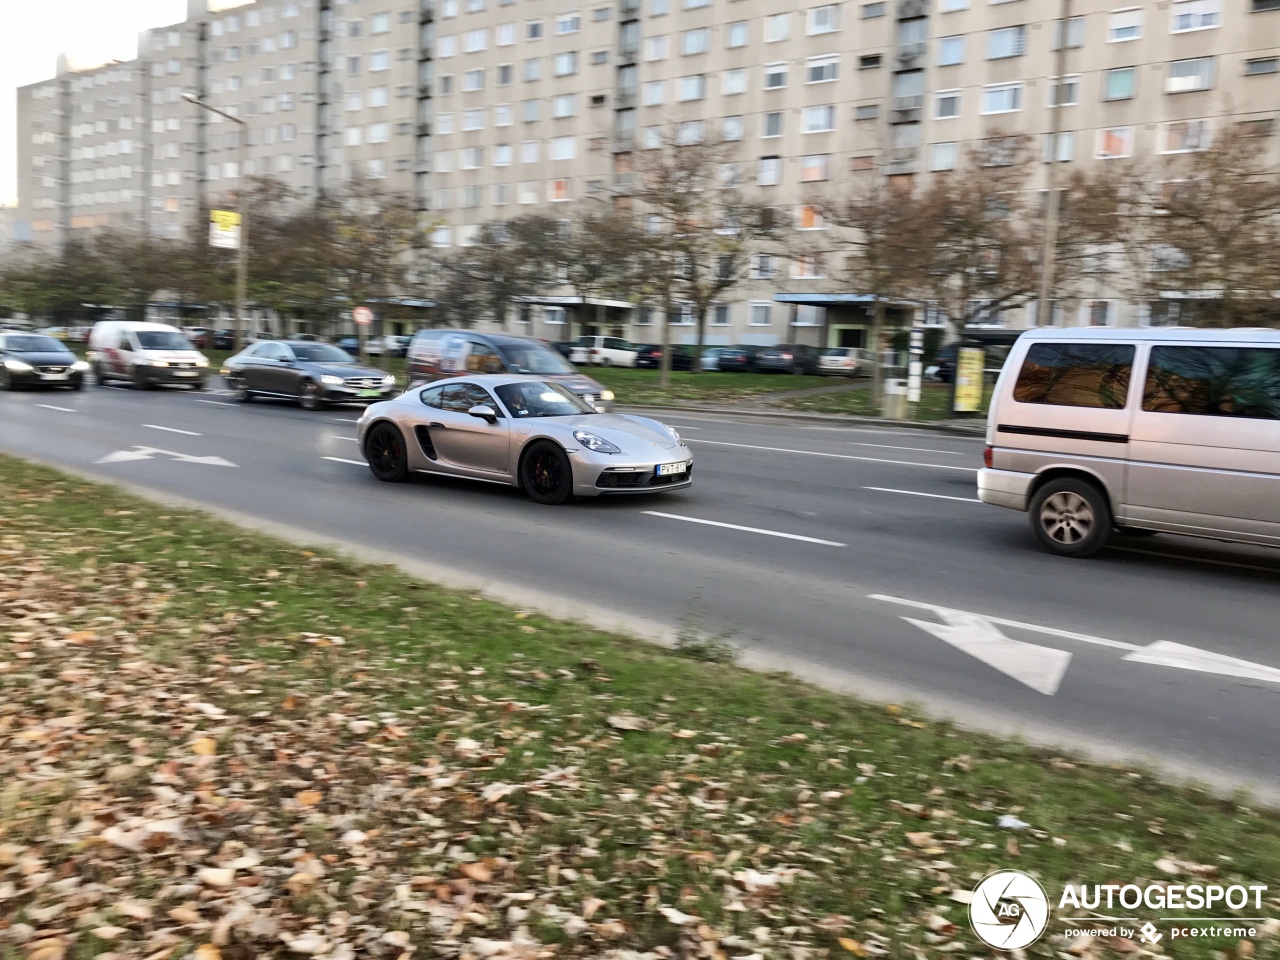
3;335;65;352
135;330;192;350
822;348;851;357
497;342;576;375
291;343;353;363
495;380;596;418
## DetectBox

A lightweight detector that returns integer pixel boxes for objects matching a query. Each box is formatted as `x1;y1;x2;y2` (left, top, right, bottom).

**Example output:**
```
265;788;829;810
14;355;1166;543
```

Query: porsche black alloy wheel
521;441;573;505
366;423;409;482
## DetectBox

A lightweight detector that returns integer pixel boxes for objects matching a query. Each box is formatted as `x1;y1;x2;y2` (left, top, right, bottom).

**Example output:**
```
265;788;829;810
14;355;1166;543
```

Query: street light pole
184;94;249;350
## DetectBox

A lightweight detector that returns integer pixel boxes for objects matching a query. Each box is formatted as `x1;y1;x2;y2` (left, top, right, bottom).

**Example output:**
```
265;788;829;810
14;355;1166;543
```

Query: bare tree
629;132;777;380
560;212;639;342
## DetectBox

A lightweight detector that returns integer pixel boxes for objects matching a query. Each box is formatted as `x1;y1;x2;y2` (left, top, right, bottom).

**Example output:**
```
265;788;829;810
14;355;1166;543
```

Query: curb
618;402;988;436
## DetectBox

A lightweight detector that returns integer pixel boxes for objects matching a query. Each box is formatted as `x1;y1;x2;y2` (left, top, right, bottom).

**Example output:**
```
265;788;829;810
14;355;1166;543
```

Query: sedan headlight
573;430;621;454
320;374;345;386
600;389;615;402
3;359;33;372
71;360;90;371
381;374;396;386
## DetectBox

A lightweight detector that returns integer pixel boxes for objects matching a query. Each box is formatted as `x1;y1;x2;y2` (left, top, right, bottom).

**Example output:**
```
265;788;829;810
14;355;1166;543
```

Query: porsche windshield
495;381;597;418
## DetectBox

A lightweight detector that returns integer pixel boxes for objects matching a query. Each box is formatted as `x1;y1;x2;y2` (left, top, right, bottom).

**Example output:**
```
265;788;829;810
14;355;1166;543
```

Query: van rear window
1143;346;1280;420
1013;343;1135;409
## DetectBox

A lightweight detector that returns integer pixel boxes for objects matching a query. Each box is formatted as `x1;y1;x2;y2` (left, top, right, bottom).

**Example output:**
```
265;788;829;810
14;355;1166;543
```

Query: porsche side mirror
468;404;499;423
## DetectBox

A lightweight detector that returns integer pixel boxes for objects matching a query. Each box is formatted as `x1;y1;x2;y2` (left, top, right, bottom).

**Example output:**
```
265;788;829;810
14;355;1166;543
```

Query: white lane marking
329;435;359;442
1123;641;1280;685
193;399;236;407
904;609;1072;696
850;441;967;456
665;424;703;430
334;417;361;423
684;438;977;473
864;486;981;504
95;446;237;467
1109;545;1280;576
870;594;1139;652
144;423;202;436
643;510;846;547
35;404;77;413
321;456;367;466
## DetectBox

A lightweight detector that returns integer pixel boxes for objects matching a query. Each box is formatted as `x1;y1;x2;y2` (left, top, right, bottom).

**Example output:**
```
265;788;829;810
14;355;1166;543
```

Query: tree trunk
690;305;707;374
869;296;884;408
659;293;673;391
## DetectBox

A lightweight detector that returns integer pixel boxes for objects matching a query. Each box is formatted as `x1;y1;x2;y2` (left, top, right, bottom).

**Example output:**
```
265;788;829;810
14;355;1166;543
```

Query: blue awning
773;293;878;305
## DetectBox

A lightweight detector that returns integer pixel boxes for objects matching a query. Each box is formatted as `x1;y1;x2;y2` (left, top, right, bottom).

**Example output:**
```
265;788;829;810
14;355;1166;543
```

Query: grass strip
0;454;1277;960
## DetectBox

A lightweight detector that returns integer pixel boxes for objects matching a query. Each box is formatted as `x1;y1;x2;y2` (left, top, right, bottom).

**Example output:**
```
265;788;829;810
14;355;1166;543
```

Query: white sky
1;0;188;205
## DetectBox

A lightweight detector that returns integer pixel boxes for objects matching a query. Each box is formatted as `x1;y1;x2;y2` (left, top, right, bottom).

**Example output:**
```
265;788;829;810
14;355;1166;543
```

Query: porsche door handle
429;421;446;429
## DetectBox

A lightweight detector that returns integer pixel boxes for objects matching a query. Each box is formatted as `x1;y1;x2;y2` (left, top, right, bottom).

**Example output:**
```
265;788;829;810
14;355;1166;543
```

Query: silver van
979;328;1280;557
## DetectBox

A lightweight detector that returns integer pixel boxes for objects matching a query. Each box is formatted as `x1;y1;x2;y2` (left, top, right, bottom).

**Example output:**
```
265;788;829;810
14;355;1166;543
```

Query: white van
980;327;1280;558
87;321;210;389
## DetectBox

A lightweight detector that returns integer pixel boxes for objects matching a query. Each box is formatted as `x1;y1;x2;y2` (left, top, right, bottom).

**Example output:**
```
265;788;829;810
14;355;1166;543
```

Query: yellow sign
952;346;985;413
209;209;241;250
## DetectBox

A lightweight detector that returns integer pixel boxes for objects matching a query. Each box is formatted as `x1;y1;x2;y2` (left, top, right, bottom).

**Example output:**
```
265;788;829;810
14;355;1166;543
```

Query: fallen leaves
606;713;650;732
191;736;218;756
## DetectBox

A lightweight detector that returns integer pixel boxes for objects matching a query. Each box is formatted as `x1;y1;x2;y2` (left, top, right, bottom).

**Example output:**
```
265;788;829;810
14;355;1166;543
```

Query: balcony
886;147;919;175
891;94;923;113
897;0;927;18
618;41;639;61
614;90;636;109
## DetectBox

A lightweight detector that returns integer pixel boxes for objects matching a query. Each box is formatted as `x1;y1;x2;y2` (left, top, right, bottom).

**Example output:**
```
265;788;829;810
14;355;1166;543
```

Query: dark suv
406;329;614;410
755;343;820;375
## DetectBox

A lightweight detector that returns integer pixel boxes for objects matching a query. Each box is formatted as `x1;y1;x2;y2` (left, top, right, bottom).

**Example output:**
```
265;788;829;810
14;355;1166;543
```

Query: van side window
465;342;505;374
1013;343;1135;409
1143;346;1280;420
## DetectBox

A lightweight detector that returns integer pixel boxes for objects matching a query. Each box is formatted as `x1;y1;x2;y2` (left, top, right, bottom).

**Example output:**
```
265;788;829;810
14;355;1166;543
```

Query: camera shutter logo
970;870;1051;950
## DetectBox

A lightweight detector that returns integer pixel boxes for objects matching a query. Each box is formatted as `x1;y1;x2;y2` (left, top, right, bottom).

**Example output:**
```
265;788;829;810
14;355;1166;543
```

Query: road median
1;454;1277;960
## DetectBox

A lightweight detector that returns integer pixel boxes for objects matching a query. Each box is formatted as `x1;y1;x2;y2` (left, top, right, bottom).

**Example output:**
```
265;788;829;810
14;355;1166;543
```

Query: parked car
289;333;320;342
358;375;691;504
818;347;875;377
552;341;591;364
700;347;729;372
336;336;361;355
575;335;639;367
634;344;694;371
929;343;960;383
183;327;213;348
211;329;237;350
87;321;209;389
0;332;88;391
980;327;1280;558
37;326;69;341
367;335;411;358
715;346;760;373
222;340;396;410
756;344;820;375
406;329;614;410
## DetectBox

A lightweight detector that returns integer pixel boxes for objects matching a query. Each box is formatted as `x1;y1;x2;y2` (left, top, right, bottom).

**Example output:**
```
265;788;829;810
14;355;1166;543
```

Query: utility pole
184;95;248;350
1036;0;1073;328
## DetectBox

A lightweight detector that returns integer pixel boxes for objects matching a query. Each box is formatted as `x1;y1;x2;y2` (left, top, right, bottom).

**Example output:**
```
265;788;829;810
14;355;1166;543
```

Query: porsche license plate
358;389;382;397
656;462;688;477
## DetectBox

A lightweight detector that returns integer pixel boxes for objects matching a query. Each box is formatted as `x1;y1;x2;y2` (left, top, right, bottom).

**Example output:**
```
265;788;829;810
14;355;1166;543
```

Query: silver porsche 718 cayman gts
356;374;693;504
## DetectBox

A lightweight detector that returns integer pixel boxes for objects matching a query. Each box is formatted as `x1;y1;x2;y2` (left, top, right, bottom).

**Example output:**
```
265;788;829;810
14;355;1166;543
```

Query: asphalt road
3;381;1279;796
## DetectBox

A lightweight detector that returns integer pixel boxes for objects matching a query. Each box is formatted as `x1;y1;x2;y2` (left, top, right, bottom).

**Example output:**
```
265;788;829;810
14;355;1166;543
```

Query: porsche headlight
573;430;621;454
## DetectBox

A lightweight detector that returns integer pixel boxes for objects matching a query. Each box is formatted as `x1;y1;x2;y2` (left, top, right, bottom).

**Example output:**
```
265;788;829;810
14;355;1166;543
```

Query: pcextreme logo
970;871;1051;950
968;870;1271;951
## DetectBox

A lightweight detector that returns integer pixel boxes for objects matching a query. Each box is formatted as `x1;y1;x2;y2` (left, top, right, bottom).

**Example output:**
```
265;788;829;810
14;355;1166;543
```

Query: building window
765;13;790;42
461;146;483;169
497;63;514;85
369;122;389;143
548;178;571;201
522;98;540;121
1161;119;1212;153
750;302;772;326
544;306;567;325
520;140;541;163
806;55;839;83
524;58;542;81
593;6;610;20
791;255;823;279
758;155;781;186
1048;75;1080;107
763;111;784;137
1096;126;1135;158
370;86;389;107
591;50;608;64
518;182;539;204
643;125;663;149
713;303;731;326
681;28;710;55
797;204;825;230
981;82;1022;114
550;135;576;159
494;143;512;165
1104;66;1136;100
722;68;747;95
722;115;744;140
463;29;487;52
1041;130;1075;162
931;142;958;171
553;93;576;117
940;0;969;10
808;4;840;34
938;35;964;66
463;69;484;91
556;12;581;34
1108;8;1143;42
643;80;665;105
554;52;579;76
764;62;787;88
438;36;457;57
727;20;748;47
371;12;391;34
987;25;1027;59
1167;57;1215;93
462;108;484;130
1246;57;1280;75
678;74;706;100
801;154;829;181
859;54;882;69
862;2;885;16
644;35;668;60
677;120;705;144
1051;16;1085;49
497;22;516;44
802;104;836;133
495;103;513;125
855;103;879;120
1170;0;1220;32
935;89;961;119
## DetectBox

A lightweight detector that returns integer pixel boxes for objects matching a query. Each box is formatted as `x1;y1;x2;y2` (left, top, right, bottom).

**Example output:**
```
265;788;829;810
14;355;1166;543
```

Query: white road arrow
95;446;237;467
902;609;1073;696
1123;641;1280;685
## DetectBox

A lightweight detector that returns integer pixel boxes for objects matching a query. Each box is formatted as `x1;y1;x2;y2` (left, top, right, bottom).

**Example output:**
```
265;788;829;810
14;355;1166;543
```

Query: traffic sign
208;209;241;250
353;306;374;326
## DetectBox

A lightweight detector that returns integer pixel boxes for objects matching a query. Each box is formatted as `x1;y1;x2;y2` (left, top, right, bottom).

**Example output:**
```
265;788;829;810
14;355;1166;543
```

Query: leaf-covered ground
0;455;1277;960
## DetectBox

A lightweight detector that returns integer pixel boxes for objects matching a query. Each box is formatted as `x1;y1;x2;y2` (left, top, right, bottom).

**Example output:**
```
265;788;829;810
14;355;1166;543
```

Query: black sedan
0;333;88;391
634;344;694;371
756;344;820;375
716;346;761;373
221;340;397;410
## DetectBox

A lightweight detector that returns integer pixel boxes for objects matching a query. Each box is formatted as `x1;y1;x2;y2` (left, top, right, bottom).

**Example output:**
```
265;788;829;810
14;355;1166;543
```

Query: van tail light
983;445;993;469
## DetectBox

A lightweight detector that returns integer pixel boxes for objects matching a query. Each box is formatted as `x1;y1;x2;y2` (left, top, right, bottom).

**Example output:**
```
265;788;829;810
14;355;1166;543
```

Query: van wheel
1029;478;1112;558
93;363;107;385
132;368;152;390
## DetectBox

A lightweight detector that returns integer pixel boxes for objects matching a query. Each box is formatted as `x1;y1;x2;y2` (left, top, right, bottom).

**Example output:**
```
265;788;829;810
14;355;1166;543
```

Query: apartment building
12;0;1280;341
